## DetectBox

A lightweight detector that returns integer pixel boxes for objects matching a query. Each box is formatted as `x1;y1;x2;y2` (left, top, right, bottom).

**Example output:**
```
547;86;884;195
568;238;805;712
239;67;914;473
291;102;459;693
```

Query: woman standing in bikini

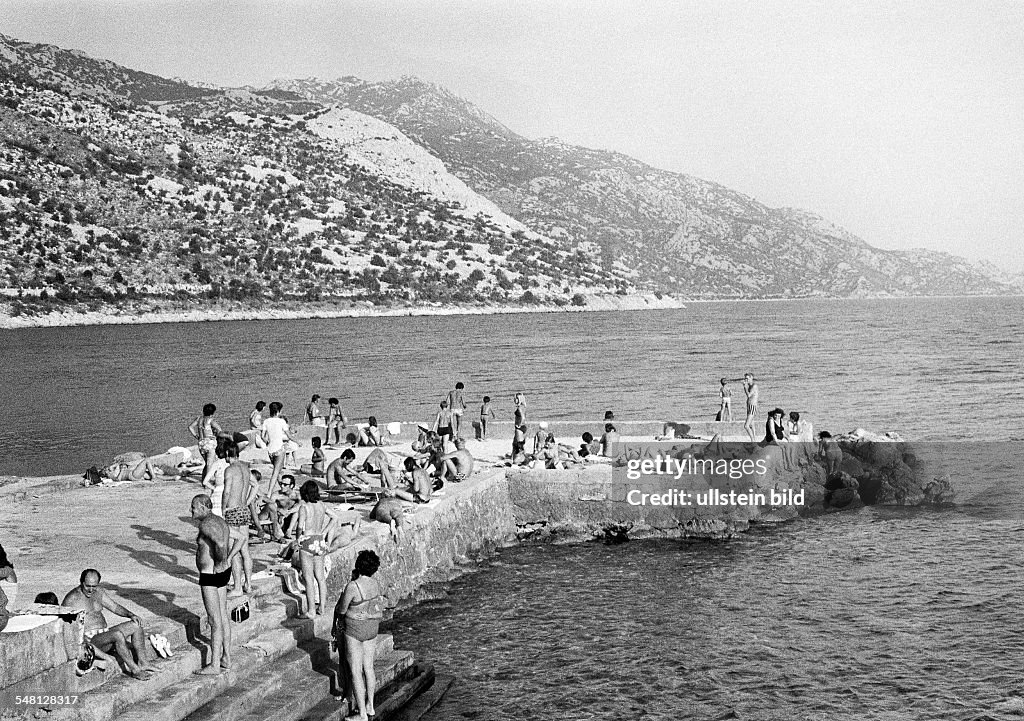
333;550;384;721
296;481;333;619
189;403;223;480
512;393;527;458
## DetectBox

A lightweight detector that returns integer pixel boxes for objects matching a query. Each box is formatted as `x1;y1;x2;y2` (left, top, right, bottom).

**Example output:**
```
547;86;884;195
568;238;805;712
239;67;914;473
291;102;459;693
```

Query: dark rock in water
602;523;630;544
921;475;956;504
826;486;864;510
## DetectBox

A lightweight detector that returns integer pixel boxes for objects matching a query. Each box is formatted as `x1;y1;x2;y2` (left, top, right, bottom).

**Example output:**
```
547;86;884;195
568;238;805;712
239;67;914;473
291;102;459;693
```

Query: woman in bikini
296;481;334;619
332;550;384;721
188;403;223;480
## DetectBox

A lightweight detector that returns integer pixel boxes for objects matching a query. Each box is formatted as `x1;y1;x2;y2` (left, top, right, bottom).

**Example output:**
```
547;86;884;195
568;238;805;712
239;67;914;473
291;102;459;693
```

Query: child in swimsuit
719;378;732;422
479;396;494;440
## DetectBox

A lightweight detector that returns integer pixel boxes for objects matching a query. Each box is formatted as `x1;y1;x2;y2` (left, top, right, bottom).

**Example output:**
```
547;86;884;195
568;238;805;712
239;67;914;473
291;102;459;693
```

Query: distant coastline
0;293;686;329
2;292;1021;330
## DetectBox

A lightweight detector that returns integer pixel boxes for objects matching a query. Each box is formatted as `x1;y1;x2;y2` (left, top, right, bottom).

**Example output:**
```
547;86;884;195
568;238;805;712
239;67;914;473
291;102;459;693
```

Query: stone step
113;624;311;721
181;633;394;721
248;650;416;721
51;588;306;721
388;672;455;721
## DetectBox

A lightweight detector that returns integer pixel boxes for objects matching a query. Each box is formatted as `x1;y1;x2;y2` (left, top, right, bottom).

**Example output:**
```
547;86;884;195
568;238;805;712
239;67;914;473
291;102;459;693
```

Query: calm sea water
3;297;1024;718
1;297;1022;476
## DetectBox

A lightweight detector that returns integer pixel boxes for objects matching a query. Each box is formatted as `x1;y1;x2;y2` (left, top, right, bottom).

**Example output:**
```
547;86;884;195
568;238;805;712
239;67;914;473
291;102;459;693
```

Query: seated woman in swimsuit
332;550;385;721
296;481;335;619
356;417;383;447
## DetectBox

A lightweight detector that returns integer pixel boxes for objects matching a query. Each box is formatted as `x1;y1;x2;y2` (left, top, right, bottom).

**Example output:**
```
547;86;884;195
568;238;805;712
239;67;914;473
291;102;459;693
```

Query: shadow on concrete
132;523;195;554
104;581;205;652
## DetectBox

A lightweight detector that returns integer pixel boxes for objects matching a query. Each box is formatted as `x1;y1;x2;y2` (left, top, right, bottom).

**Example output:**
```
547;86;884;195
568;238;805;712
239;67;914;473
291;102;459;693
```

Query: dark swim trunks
437;426;453;436
199;568;232;588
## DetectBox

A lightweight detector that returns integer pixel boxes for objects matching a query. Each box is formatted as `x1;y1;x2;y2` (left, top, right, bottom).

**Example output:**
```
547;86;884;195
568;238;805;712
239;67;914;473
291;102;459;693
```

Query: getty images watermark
621;452;805;507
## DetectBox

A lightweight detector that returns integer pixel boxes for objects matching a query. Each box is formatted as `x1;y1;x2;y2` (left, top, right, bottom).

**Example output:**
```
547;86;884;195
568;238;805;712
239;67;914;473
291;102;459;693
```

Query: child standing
719;378;733;422
479;396;494;440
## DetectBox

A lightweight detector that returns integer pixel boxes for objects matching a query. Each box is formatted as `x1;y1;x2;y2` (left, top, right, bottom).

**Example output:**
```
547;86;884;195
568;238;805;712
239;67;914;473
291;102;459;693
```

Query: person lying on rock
371;497;405;542
62;569;155;680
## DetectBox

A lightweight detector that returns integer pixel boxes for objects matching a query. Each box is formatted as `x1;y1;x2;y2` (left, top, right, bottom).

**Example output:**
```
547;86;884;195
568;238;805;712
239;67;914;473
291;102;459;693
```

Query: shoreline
0;293;685;329
2;292;1020;330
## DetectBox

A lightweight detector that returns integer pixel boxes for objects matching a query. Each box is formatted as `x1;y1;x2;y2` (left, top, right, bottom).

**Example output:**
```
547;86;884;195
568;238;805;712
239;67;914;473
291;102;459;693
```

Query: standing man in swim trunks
62;569;154;679
432;400;454;452
447;382;467;438
261;402;294;492
742;373;759;443
190;494;240;675
221;441;262;596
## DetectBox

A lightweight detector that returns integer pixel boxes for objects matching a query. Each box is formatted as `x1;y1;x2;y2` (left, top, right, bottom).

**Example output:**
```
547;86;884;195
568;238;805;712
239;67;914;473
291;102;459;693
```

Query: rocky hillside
0;33;1017;325
271;76;1022;298
0;35;630;319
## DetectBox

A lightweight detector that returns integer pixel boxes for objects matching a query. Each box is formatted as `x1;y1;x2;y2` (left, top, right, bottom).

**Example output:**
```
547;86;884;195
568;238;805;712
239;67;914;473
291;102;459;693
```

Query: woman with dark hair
296;481;333;619
356;417;382;447
332;550;384;721
188;403;223;479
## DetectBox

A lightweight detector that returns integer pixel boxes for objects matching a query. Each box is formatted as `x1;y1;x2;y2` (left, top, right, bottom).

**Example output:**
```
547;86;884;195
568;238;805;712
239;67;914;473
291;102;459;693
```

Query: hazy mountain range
0;32;1018;322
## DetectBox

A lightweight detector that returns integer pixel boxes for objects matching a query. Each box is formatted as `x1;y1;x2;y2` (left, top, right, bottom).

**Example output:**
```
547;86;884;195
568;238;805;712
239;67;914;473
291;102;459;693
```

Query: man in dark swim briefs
190;494;242;675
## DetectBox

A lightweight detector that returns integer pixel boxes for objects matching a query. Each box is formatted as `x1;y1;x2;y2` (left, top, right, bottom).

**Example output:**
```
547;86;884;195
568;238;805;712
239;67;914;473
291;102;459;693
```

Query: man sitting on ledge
62;569;155;679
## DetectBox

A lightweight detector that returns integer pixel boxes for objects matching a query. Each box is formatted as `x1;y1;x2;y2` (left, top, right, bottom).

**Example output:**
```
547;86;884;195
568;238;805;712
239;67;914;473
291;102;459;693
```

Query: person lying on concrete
370;497;405;542
62;569;155;679
325;505;363;550
190;494;243;675
441;438;475;482
104;452;159;483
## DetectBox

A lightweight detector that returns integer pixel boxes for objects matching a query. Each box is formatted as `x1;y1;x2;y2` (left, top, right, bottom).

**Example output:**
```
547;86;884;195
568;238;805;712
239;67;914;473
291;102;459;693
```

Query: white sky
3;0;1023;269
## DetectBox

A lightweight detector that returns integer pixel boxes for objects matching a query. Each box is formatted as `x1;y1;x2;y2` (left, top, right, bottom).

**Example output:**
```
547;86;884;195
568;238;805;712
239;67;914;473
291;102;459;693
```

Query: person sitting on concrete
300;437;326;477
579;432;601;458
356;417;383;447
600;424;620;457
62;569;155;679
391;457;433;504
441;438;475;482
532;422;550;455
267;473;301;538
361;448;403;490
326;449;367;489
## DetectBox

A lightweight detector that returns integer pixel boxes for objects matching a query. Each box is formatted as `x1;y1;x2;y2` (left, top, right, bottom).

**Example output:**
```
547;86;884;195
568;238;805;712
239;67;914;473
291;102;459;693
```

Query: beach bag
83;466;103;485
230;601;250;623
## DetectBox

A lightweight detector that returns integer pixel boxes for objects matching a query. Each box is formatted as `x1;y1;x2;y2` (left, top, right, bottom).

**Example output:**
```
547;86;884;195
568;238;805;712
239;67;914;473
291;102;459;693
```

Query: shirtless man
326;449;368;489
391;456;433;504
446;382;467;437
190;494;242;674
220;441;262;596
62;569;154;679
742;373;759;443
441;438;474;482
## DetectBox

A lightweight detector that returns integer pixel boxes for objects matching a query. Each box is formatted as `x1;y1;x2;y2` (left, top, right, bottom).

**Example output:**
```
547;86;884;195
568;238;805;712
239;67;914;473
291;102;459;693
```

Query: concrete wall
0;614;83;691
320;468;518;606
